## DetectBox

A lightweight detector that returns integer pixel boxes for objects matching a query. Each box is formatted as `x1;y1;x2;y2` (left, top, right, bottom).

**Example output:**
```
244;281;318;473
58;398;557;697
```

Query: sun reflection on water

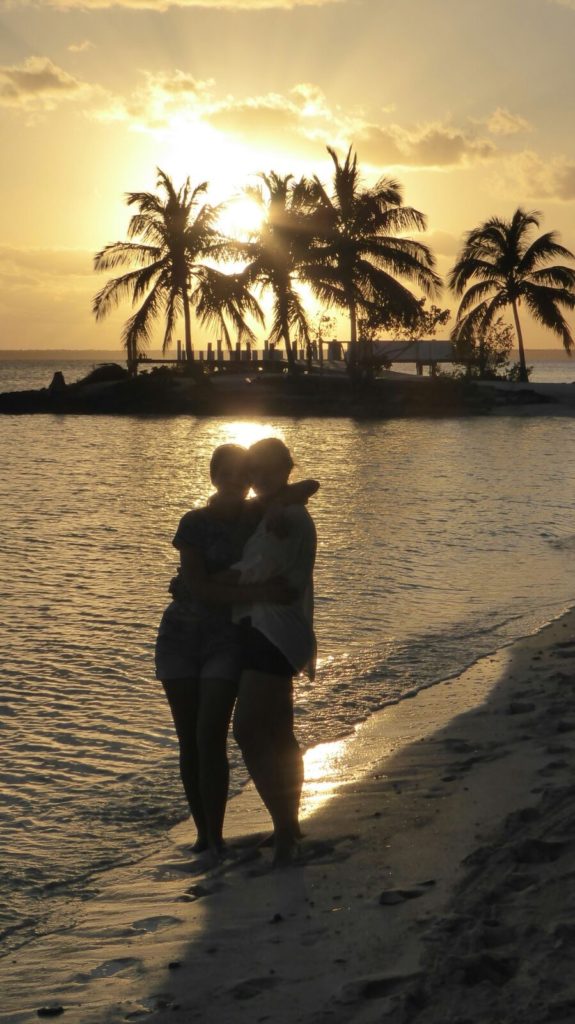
211;420;285;450
301;737;349;819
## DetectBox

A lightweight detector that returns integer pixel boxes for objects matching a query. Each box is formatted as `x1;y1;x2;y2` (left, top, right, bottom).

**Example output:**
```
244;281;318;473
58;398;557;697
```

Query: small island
4;151;575;418
0;353;565;418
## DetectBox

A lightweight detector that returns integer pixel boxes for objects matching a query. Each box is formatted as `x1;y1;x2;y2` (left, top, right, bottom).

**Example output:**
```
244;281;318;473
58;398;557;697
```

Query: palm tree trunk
283;322;296;373
347;296;359;375
127;338;137;377
479;336;486;379
182;280;193;360
279;294;296;373
511;299;528;383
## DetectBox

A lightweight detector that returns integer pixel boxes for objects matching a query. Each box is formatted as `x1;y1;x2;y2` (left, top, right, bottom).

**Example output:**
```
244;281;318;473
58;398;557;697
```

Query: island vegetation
3;147;575;418
92;146;575;386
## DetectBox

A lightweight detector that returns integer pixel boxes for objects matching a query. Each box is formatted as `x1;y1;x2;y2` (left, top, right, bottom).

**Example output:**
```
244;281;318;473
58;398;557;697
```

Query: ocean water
2;366;575;959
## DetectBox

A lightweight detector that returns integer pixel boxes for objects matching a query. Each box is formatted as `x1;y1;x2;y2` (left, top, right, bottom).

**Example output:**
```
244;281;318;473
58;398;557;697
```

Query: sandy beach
3;608;575;1024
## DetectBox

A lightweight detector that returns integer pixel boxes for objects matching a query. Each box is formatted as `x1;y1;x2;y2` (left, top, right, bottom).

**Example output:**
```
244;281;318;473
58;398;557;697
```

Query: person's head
209;444;251;501
248;437;294;500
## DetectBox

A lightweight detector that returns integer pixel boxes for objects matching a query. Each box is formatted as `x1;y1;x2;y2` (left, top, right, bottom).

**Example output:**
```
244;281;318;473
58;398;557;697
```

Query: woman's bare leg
196;677;237;855
233;670;303;863
161;678;206;850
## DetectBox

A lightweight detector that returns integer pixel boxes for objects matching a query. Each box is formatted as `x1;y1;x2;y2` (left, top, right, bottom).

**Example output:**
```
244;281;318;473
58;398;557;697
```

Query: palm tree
449;208;575;382
305;146;442;368
93;169;261;370
231;172;318;372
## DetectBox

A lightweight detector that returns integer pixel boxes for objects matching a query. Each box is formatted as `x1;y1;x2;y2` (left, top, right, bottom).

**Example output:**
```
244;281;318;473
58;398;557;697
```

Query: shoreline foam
3;607;575;1023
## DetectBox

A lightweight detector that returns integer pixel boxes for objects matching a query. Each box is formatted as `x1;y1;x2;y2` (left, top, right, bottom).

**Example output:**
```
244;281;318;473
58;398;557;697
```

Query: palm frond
451;292;507;342
191;267;263;348
359;238;442;295
455;279;499;318
94;242;161;272
162;288;183;354
518;231;575;275
357;262;426;321
527;265;575;289
449;256;504;296
93;262;166;319
521;283;575;353
121;286;165;357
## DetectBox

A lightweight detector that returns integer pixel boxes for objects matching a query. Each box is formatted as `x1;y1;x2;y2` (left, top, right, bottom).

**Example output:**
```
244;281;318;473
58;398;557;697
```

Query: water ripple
2;411;575;954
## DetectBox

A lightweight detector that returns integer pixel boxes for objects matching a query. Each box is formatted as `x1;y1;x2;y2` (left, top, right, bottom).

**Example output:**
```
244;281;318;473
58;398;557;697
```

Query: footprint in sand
177;881;224;902
130;915;182;934
538;760;569;777
512;837;570;864
123;993;178;1019
73;957;142;982
228;976;280;1000
338;970;423;1004
378;881;436;905
551;641;575;656
450;951;518;986
507;701;536;715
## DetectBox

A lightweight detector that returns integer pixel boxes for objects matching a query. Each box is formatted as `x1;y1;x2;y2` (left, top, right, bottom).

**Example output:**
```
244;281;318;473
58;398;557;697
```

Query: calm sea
2;357;575;957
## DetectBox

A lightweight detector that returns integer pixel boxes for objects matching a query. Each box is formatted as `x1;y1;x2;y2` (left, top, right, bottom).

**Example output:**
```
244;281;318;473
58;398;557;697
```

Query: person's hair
209;443;248;483
248;437;294;472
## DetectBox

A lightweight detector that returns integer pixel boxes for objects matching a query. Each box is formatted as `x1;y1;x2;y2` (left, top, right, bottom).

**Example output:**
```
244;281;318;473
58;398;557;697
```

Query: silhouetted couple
155;438;317;867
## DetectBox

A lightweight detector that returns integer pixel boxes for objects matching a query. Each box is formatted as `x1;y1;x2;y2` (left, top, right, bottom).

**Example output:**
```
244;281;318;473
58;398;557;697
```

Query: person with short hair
232;438;317;866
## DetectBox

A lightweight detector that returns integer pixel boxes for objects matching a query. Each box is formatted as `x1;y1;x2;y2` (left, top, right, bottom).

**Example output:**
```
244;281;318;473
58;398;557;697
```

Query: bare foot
272;832;302;869
191;837;208;854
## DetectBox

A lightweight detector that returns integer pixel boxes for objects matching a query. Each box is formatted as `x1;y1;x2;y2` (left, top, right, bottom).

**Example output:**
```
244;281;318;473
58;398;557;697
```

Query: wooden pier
133;339;456;376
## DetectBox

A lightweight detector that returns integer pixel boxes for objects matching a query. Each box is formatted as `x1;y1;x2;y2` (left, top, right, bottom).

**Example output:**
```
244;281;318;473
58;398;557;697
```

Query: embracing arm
261;479;320;537
277;479;319;506
179;547;295;606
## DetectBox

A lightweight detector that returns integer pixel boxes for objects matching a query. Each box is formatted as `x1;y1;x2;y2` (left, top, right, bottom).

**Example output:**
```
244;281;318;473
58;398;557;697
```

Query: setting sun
215;194;265;242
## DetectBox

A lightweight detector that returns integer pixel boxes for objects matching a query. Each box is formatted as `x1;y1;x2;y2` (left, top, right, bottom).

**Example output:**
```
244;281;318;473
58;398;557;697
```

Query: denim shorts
155;603;241;683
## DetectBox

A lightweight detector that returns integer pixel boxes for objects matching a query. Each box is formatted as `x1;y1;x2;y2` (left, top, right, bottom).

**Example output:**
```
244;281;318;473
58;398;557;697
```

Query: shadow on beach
5;609;575;1024
106;608;575;1024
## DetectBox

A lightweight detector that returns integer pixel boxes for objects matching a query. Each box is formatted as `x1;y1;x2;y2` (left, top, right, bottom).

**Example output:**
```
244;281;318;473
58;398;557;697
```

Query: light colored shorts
155;603;241;683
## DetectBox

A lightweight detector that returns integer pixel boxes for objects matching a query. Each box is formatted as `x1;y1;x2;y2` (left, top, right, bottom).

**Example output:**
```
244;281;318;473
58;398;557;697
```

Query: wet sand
3;608;575;1024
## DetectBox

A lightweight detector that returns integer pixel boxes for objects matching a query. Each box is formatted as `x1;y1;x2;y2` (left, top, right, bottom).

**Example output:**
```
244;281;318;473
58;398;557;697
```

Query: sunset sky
1;0;574;351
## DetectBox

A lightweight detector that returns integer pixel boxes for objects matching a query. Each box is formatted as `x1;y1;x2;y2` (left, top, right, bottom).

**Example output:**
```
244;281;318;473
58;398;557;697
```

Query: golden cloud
4;0;342;8
93;70;214;127
0;247;95;277
91;74;505;173
421;231;461;258
67;40;95;53
0;247;116;348
355;122;496;169
93;75;347;157
493;150;575;202
0;56;91;110
206;93;338;157
486;107;531;136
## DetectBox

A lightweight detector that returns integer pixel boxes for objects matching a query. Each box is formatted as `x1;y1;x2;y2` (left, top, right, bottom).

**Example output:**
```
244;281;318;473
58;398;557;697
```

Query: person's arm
179;547;296;606
274;508;317;595
263;479;320;536
276;479;319;506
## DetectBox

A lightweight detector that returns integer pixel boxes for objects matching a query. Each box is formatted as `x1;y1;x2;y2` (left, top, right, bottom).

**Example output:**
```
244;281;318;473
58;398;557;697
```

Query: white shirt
232;505;317;678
